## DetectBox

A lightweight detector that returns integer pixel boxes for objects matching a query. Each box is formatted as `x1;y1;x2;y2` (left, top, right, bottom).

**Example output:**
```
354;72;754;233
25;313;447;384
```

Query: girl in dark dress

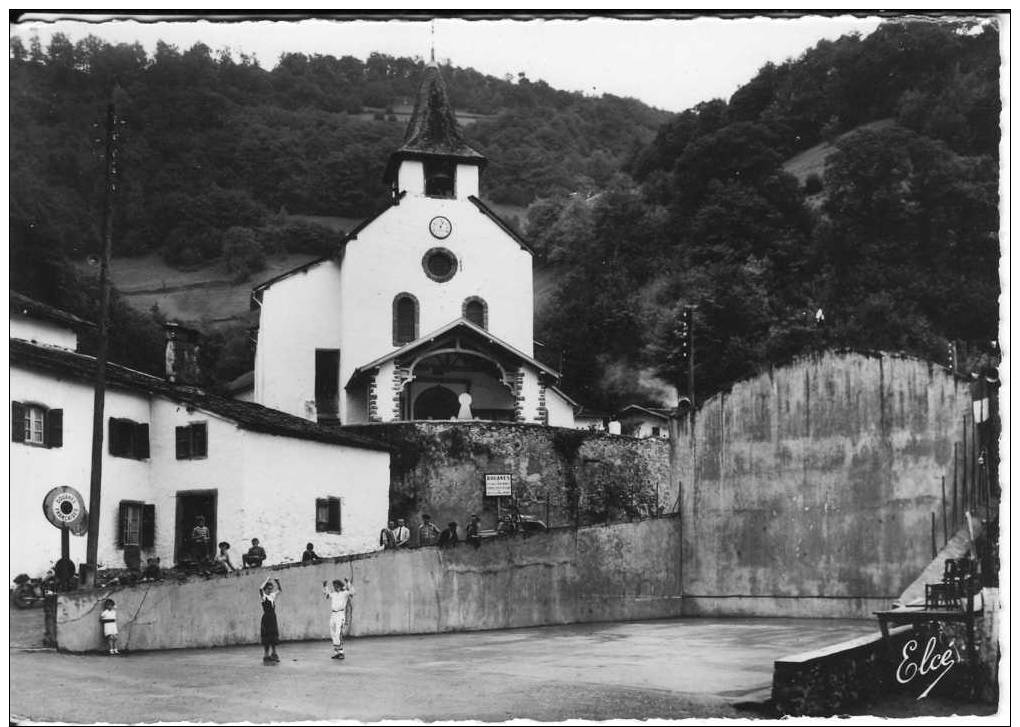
259;577;282;663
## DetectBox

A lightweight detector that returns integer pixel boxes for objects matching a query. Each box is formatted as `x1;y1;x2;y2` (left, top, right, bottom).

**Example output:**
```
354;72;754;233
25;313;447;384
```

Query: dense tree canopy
9;20;1001;406
533;19;1000;409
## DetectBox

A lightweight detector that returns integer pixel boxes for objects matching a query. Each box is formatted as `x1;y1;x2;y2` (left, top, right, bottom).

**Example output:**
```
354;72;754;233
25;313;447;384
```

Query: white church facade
249;62;577;428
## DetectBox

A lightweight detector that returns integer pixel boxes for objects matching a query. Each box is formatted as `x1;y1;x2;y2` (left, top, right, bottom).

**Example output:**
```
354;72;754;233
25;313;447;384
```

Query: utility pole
676;304;696;418
81;92;120;588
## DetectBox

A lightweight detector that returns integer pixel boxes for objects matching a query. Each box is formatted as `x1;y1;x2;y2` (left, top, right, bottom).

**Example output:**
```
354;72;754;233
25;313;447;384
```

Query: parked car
496;514;548;538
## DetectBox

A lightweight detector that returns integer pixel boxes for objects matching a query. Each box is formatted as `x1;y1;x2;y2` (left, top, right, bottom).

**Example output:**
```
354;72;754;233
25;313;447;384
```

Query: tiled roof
10;291;95;329
9;338;391;452
348;317;560;386
618;404;675;420
384;63;485;182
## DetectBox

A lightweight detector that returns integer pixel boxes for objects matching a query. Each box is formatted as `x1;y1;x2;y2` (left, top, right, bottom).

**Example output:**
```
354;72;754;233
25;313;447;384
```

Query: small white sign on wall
484;473;512;497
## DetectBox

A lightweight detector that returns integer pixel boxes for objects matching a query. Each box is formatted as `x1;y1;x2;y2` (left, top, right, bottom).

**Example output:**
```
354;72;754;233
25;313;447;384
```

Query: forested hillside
9;20;1001;408
530;19;1000;409
9;32;667;380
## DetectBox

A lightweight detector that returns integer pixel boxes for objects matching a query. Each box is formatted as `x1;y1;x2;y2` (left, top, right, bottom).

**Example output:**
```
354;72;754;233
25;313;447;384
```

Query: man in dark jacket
437;521;459;548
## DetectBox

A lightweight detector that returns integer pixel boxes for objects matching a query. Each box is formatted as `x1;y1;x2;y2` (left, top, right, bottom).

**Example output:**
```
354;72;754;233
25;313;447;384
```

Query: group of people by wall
379;513;483;550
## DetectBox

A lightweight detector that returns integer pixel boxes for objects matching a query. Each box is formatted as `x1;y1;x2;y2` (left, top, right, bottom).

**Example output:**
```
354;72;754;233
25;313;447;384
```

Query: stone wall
341;421;673;540
772;625;914;716
55;516;683;652
675;351;974;619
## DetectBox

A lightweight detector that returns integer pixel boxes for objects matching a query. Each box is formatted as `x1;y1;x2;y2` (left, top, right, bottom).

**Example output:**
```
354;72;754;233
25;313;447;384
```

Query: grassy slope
80;252;321;327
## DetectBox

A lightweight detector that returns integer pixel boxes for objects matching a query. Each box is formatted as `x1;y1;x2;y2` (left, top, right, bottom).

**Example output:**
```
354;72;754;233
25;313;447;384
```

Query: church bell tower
383;61;486;200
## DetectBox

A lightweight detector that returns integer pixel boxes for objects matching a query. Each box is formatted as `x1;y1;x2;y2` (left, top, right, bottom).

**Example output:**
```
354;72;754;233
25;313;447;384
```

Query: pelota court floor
10;614;880;722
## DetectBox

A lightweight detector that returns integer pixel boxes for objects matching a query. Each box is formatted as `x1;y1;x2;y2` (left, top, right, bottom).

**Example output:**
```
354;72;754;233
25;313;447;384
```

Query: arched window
462;297;488;329
393;293;419;346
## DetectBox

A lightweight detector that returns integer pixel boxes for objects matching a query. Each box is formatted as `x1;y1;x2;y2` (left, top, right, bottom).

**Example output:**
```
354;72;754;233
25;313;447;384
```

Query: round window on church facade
422;247;458;283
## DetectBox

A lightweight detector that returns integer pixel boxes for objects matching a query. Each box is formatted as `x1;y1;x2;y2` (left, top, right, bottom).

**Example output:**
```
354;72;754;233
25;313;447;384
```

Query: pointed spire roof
384;62;485;183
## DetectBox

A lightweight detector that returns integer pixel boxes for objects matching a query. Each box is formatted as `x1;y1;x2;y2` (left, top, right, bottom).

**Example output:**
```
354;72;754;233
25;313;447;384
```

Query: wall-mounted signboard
484;473;512;497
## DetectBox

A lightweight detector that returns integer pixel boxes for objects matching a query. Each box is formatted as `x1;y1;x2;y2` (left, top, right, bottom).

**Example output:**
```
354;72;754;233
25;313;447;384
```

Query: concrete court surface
10;616;876;723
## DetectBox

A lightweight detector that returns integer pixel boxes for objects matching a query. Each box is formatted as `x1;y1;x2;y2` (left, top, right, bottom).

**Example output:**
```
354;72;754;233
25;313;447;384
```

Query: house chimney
164;322;201;385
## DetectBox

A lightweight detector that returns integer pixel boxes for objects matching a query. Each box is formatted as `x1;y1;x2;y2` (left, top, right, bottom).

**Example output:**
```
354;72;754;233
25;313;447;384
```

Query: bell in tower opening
424;158;456;198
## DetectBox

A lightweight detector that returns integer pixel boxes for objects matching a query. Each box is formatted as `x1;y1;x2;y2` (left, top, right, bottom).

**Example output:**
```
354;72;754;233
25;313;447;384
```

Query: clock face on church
429;216;452;239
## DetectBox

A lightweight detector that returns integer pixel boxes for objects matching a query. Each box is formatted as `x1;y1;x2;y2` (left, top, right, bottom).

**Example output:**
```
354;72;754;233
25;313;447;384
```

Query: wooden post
931;512;937;559
971;415;978;510
545;495;550;528
962;419;969;512
82;95;119;589
950;444;958;526
952;463;958;531
941;476;948;547
61;527;70;561
957;442;967;519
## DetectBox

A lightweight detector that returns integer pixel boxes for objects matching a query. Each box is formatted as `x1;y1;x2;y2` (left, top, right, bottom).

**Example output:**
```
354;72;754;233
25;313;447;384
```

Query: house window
175;422;208;460
651;426;661;437
424;158;455;198
462;297;488;329
393;293;419;345
109;418;150;459
10;401;62;448
315;497;342;533
118;501;155;548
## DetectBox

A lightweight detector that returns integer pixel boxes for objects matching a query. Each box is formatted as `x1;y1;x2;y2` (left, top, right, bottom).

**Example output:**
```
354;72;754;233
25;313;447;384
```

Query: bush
259;219;338;257
221;226;266;282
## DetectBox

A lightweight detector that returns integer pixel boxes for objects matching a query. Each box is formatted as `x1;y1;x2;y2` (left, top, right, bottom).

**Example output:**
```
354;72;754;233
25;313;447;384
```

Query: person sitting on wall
190;516;211;565
438;522;459;548
393;519;410;548
379;521;396;550
417;514;441;547
213;541;237;574
465;514;482;549
302;543;321;564
244;538;267;568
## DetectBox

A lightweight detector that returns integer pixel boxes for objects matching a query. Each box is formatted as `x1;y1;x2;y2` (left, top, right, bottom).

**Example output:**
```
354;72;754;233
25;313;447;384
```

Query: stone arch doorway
413;385;460;420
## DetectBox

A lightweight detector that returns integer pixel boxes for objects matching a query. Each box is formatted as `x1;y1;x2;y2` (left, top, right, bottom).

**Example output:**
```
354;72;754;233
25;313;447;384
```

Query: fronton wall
674;351;974;618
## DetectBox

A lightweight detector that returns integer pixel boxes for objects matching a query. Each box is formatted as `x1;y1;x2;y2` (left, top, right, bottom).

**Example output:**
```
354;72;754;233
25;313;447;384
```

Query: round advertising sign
43;486;89;535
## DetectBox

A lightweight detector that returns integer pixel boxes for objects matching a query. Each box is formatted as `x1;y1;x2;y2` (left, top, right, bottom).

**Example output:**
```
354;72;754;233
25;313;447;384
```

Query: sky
11;12;900;113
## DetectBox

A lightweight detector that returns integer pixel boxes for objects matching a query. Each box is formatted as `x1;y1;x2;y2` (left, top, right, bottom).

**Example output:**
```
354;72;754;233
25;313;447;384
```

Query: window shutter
175;426;190;459
11;401;25;442
192;423;208;457
141;504;156;548
118;501;128;547
135;423;150;459
315;499;327;532
46;409;63;448
329;498;341;532
108;418;122;456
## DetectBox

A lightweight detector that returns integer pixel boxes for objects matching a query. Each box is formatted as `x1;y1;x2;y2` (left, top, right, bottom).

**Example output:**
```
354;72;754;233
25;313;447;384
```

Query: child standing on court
322;578;355;660
259;576;282;664
100;598;119;655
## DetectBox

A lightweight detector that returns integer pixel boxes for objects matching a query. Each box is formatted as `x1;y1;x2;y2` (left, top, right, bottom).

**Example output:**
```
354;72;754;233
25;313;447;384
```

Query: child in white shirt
100;598;119;655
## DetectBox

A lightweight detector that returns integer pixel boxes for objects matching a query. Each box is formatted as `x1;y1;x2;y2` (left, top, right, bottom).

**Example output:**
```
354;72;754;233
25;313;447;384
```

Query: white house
617;405;673;439
10;293;391;577
249;62;576;427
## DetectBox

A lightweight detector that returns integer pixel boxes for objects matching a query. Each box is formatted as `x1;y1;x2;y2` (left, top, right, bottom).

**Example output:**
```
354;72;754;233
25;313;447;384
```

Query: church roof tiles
384;62;485;182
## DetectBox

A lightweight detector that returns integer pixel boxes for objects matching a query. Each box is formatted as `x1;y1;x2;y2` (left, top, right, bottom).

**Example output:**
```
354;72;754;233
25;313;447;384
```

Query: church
248;61;576;428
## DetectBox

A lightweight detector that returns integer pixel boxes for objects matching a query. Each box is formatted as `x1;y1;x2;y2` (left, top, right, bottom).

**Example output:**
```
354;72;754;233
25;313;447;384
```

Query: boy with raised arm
322;577;355;660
